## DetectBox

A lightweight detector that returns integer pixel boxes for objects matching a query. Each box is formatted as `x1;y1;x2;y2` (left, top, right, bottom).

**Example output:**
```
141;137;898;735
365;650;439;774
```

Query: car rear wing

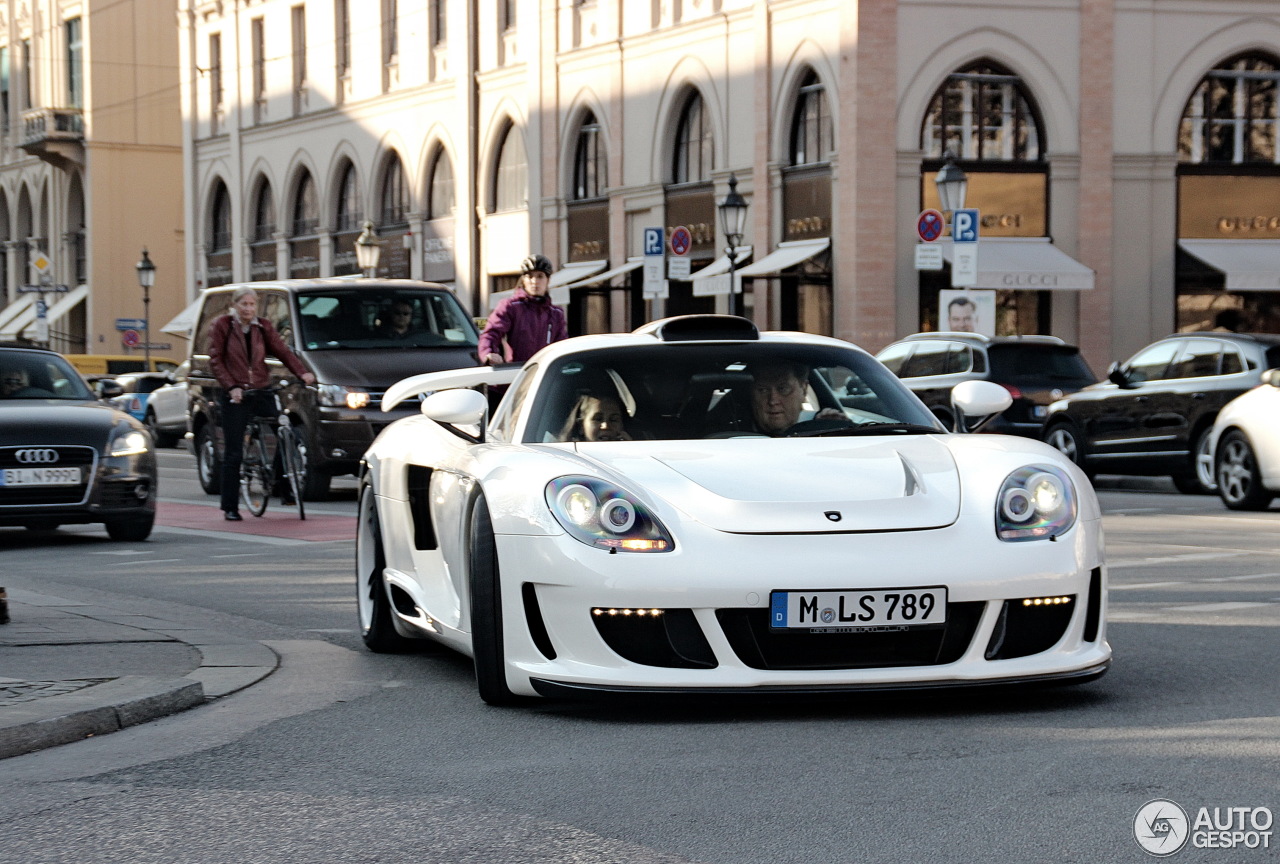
381;365;521;411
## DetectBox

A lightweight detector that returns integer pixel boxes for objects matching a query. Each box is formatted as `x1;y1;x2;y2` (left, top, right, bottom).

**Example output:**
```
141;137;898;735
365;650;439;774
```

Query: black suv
875;332;1097;436
1041;332;1280;494
187;279;480;499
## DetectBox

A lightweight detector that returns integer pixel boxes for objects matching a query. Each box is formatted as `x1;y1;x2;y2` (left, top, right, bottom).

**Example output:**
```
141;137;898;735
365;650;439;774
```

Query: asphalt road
1;450;1278;863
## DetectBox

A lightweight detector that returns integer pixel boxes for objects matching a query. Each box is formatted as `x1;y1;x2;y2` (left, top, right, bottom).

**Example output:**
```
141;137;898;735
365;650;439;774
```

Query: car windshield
988;344;1096;386
296;287;478;350
0;350;96;401
521;343;942;443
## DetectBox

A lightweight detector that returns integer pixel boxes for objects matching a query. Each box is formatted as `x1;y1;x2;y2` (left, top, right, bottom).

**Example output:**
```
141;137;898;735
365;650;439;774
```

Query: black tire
145;409;177;448
1172;426;1216;495
1215;430;1274;511
240;431;271;516
293;423;331;501
469;493;517;706
278;422;306;520
356;479;414;652
195;423;222;495
1045;421;1093;478
105;513;154;542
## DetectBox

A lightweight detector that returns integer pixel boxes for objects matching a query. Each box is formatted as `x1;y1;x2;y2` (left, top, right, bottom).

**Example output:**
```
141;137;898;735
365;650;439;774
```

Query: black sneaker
224;511;243;521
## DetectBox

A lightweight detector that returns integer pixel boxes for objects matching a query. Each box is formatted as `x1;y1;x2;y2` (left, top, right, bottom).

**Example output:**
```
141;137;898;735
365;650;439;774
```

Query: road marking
1169;601;1272;613
1109;551;1247;568
1204;573;1280;582
1111;582;1182;591
93;549;152;556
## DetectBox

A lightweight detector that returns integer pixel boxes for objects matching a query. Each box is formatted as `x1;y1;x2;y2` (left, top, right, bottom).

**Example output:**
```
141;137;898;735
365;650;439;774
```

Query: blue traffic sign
644;227;664;257
952;209;980;243
115;318;148;330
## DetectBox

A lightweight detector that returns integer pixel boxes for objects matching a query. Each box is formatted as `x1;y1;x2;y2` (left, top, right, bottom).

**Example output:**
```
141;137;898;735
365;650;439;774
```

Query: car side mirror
950;380;1013;433
1263;368;1280;388
422;388;488;443
1106;361;1132;388
97;379;124;399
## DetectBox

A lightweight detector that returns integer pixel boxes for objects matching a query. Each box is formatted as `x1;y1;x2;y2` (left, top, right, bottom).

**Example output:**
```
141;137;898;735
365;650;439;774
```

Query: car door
1158;338;1230;460
1083;339;1183;467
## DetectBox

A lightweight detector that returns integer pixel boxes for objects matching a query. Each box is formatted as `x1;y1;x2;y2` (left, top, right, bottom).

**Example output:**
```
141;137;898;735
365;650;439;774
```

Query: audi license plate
0;467;82;487
770;587;947;632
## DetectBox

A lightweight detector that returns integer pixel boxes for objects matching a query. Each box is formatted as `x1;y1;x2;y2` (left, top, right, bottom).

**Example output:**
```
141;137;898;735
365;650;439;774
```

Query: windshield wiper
791;422;940;437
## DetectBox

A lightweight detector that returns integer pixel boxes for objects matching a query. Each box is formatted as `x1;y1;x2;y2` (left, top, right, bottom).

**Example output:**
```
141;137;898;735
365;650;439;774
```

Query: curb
0;634;279;760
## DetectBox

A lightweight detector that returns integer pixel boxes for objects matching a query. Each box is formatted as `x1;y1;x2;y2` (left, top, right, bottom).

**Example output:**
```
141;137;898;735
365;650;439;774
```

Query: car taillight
1000;383;1022;400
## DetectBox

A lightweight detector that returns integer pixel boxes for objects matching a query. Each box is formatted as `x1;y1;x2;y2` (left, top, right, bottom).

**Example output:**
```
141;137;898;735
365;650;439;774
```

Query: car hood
0;401;124;445
304;348;480;390
572;436;960;533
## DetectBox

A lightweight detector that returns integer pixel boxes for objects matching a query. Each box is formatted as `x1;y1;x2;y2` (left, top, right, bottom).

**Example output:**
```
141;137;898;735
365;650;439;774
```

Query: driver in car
750;361;843;436
1;367;33;398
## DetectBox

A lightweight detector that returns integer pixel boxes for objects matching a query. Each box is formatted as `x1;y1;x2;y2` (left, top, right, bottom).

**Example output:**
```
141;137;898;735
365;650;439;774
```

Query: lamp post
718;173;749;318
934;151;968;221
135;248;156;368
355;220;381;278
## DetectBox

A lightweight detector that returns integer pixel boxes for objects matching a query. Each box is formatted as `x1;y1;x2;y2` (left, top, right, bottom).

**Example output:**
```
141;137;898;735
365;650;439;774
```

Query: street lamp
354;220;381;278
934;151;968;218
135;248;156;368
718;173;749;317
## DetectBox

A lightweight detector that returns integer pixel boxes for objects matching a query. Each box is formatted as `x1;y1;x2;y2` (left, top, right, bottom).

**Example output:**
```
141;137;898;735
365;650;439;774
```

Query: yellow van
63;354;180;377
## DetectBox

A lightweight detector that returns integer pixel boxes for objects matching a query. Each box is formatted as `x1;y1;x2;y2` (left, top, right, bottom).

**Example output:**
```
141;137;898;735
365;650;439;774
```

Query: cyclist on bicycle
209;286;315;521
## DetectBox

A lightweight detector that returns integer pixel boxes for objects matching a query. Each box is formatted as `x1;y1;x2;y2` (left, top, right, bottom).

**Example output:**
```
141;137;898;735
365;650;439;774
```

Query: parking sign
952;209;980;243
644;227;664;257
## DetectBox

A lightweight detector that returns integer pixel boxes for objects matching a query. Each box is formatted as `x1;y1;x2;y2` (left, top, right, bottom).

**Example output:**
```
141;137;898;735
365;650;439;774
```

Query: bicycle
239;382;306;520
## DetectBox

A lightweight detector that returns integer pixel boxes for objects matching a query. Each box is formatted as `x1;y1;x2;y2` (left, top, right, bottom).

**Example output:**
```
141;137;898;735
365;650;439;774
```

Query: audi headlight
317;383;370;410
546;476;673;552
996;465;1076;541
109;429;150;457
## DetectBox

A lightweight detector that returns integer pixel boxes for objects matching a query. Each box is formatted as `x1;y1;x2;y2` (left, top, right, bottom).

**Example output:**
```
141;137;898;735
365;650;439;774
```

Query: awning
735;239;831;278
161;295;203;337
549;260;607;289
561;257;645;290
689;246;754;280
0;293;38;337
1178;239;1280;291
939;237;1094;290
0;285;89;340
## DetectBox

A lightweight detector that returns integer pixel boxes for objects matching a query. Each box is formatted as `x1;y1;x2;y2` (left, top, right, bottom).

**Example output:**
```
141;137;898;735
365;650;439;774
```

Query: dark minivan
188;279;480;499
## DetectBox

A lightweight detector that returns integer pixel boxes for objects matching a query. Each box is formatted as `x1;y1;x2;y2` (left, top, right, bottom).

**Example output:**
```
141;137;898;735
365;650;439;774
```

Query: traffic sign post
667;226;692;280
950;208;979;288
643;227;666;300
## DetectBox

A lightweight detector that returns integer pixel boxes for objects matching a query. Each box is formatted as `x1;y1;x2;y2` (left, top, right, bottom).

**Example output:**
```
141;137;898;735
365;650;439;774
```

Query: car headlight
546;476;673;552
317;383;370;410
109;429;150;457
995;465;1076;541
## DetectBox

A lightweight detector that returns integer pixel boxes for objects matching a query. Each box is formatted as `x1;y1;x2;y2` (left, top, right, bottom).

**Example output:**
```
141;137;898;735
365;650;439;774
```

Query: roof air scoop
633;315;760;342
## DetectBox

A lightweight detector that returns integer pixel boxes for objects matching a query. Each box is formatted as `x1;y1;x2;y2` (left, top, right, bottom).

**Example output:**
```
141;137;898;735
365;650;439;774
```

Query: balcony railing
20;108;85;169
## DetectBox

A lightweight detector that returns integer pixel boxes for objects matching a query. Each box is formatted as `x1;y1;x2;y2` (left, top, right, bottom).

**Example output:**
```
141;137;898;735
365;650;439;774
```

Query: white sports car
1211;368;1280;510
357;315;1110;704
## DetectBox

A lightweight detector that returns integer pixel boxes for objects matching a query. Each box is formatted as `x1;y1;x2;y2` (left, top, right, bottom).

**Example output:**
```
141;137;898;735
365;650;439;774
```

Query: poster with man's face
939;289;996;337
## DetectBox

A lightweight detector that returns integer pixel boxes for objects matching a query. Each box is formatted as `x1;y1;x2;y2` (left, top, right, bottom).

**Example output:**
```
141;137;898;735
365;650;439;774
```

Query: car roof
0;342;58;355
886;332;1069;348
204;278;455;294
1149;331;1280;346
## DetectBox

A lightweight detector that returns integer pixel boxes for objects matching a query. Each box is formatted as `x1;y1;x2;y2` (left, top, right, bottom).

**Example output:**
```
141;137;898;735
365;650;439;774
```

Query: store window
332;161;362;277
250;179;276;281
491;123;527;212
673;91;713;184
573;112;606;200
379;156;409;227
922;61;1042;161
428;149;455;219
791;70;831;167
206;181;233;287
1179;53;1280;165
289;171;320;278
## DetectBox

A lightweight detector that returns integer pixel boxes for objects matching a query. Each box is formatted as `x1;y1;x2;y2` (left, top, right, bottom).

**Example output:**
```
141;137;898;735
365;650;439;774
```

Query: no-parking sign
916;209;945;243
669;226;692;257
121;329;141;348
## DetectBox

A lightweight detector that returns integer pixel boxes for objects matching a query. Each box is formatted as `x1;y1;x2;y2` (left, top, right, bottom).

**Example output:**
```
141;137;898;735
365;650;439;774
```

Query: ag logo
1134;799;1189;856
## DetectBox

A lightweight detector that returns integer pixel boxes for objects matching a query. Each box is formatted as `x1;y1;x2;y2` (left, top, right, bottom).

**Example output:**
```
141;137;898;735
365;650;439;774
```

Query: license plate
0;467;82;487
770;587;947;632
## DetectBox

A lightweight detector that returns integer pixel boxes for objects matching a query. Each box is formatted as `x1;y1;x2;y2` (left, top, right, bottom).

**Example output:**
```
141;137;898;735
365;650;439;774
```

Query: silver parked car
143;360;190;448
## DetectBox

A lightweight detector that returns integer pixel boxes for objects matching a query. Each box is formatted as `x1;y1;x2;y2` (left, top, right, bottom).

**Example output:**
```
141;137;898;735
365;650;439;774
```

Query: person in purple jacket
479;254;568;365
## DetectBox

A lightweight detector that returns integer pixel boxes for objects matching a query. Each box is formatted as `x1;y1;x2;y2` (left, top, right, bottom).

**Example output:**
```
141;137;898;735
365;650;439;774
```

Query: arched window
790;70;832;166
922;62;1042;161
379;155;409;226
252;181;275;242
335;162;361;232
1180;53;1280;164
292;172;318;236
572;111;606;200
428;148;455;220
673;91;712;183
210;182;232;251
492;123;527;212
66;175;85;284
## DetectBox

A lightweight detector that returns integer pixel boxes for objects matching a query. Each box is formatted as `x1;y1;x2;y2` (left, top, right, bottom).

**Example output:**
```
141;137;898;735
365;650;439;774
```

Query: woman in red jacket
478;254;568;365
209;287;315;520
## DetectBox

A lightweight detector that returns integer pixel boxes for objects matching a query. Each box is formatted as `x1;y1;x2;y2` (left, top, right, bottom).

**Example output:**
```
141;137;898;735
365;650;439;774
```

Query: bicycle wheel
278;421;306;520
240;425;271;516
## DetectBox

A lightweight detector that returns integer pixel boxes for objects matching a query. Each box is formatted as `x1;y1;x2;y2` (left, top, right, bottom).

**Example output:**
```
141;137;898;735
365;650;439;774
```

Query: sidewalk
0;586;278;759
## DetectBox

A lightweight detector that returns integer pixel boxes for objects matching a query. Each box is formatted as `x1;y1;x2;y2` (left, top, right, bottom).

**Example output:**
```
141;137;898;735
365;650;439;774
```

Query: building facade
177;0;1280;371
0;0;183;356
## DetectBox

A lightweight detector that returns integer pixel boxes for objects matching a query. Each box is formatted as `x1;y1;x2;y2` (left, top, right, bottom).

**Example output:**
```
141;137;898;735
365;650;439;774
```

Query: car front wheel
355;479;413;652
1215;430;1273;511
195;424;222;495
145;408;177;448
468;492;517;706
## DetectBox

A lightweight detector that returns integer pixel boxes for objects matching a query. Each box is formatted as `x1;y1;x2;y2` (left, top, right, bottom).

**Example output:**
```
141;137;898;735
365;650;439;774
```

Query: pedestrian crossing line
1111;572;1280;591
1109;551;1248;568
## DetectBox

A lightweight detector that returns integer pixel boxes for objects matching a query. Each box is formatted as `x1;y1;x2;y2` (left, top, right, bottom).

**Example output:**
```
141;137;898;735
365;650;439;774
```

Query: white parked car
1210;368;1280;510
357;315;1110;704
142;360;191;448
